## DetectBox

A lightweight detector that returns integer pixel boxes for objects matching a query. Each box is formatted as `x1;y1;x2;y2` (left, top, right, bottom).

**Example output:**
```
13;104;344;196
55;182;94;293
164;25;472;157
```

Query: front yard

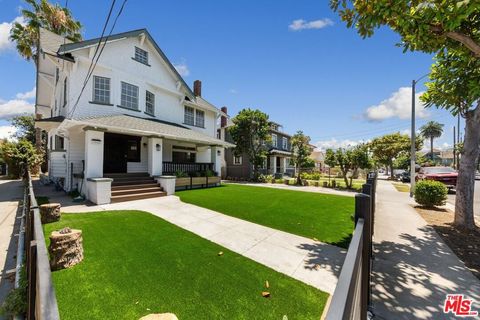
178;184;355;248
44;210;328;320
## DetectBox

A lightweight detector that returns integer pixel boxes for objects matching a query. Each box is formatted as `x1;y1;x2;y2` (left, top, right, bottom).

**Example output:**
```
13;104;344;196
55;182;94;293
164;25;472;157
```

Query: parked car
416;166;458;189
400;171;411;183
476;171;480;180
393;169;406;180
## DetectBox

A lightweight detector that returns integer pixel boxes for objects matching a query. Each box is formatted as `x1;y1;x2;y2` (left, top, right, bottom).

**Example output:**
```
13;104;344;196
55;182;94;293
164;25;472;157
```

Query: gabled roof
58;28;195;99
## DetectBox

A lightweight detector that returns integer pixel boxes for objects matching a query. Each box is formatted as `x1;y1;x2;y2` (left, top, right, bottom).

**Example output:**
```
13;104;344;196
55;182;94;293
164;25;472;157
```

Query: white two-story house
35;28;233;203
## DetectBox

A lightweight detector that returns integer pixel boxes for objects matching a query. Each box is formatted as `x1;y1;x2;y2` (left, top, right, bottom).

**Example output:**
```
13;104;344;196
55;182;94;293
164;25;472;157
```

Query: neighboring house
219;109;295;178
310;150;325;171
423;148;454;166
35;28;233;203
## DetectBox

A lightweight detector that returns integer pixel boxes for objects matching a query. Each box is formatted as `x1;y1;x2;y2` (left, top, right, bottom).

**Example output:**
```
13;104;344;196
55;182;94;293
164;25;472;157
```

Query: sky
0;0;463;151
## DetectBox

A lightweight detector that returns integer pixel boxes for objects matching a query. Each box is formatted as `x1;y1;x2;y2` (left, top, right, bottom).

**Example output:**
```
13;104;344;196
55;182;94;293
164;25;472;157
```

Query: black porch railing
22;169;60;320
325;172;377;320
162;162;214;175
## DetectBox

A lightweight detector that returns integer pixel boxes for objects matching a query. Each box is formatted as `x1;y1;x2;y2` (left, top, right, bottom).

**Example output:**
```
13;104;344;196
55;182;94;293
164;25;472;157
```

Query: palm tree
9;0;82;61
420;121;444;161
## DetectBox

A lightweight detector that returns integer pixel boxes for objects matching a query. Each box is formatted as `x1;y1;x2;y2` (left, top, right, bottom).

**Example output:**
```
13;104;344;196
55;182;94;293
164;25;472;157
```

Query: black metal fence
325;172;377;320
162;162;214;175
22;170;60;320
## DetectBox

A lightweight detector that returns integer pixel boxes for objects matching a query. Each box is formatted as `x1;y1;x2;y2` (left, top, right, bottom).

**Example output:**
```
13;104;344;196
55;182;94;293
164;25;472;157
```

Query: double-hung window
234;156;242;165
272;134;278;148
282;137;288;150
92;76;111;104
145;90;155;115
134;47;149;65
184;106;194;125
195;110;205;127
120;81;139;110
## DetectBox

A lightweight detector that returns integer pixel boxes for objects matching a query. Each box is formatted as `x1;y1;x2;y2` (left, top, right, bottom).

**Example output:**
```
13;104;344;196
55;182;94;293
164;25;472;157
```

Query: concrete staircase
104;173;167;203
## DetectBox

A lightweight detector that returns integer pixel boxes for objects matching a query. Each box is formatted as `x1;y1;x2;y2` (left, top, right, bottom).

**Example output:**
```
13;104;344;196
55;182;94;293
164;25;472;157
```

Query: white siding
67;128;86;192
50;151;67;177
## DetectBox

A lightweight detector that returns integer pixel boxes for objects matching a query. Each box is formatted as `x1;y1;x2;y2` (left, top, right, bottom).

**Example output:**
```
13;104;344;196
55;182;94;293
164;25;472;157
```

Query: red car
416;166;458;189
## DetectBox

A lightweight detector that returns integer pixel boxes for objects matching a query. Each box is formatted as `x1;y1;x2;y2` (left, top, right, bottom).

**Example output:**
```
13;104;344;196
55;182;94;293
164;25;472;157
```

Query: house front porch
37;114;233;203
262;151;295;177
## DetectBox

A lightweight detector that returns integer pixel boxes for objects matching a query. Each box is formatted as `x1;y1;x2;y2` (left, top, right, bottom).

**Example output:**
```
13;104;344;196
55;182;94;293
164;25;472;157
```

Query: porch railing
325;172;377;320
162;162;214;175
22;169;60;320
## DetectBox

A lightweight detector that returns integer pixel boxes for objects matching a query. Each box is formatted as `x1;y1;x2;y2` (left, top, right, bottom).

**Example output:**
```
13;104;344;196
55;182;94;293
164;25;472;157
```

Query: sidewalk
225;181;356;197
372;180;480;319
0;179;23;316
55;194;346;294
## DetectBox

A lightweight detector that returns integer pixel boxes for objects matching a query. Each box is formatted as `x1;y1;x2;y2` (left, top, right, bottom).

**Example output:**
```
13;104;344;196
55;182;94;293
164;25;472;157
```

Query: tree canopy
290;131;312;184
10;0;82;61
229;109;271;180
325;144;371;188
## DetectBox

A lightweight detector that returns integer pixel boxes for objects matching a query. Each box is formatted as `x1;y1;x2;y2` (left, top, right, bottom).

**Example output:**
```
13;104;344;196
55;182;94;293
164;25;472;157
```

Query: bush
300;172;321;180
257;174;274;183
175;170;188;178
0;265;27;317
414;180;448;208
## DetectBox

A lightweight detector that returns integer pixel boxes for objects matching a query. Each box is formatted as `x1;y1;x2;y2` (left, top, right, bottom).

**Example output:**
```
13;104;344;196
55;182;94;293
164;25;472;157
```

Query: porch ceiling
70;114;235;148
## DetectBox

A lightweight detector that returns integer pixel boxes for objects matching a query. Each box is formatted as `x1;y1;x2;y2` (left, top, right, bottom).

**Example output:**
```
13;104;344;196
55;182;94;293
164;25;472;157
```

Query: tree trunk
430;137;434;161
341;168;349;188
390;161;394;180
455;104;480;229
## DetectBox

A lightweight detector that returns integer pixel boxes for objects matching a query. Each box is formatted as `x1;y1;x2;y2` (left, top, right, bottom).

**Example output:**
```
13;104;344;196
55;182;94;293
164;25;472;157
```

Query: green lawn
178;184;355;248
44;210;327;320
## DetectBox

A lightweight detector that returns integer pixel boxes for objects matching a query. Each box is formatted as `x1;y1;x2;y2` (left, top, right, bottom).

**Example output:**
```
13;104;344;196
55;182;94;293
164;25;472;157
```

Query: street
447;180;480;222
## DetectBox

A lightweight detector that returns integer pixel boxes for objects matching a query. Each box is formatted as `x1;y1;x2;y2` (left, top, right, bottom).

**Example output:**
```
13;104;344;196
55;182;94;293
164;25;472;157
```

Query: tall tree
229;109;271;181
330;0;480;229
291;131;312;185
10;0;82;61
324;144;370;188
369;133;421;180
420;121;444;160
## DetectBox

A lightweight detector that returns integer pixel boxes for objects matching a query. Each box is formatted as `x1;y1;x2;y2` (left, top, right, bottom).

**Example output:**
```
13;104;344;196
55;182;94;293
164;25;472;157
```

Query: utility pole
410;79;416;197
453;126;456;168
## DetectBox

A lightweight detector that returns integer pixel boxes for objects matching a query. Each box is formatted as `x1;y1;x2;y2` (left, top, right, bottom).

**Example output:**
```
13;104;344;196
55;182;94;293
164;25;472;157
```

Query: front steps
104;172;167;203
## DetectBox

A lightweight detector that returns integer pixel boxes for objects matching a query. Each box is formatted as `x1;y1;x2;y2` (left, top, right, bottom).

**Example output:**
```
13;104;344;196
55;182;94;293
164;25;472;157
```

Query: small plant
175;170;188;178
205;170;215;177
414;180;448;208
0;265;27;317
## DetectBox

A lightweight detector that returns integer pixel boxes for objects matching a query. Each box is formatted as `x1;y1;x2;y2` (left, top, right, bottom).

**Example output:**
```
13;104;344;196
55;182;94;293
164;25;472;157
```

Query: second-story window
184;106;194;125
145;90;155;115
134;47;149;65
272;134;278;148
93;76;111;104
120;81;139;110
195;110;205;127
282;137;288;150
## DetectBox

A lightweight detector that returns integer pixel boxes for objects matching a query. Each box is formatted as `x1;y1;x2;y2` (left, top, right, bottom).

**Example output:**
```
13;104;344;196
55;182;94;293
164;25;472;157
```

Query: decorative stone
139;313;178;320
40;203;61;224
49;228;84;270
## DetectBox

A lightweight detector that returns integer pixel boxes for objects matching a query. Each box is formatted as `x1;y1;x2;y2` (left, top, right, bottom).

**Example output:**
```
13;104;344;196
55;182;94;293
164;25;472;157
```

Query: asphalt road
447;180;480;222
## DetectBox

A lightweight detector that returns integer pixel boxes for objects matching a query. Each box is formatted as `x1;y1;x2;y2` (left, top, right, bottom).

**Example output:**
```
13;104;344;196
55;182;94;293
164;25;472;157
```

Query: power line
68;0;128;118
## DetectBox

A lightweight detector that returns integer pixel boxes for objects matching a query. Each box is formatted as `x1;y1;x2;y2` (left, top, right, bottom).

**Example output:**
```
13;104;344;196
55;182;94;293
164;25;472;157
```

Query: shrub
414;180;448;208
175;170;188;178
0;265;27;317
257;174;273;183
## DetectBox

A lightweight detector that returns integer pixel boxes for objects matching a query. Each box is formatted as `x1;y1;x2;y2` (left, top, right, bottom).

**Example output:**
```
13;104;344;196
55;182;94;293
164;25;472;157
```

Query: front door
103;133;129;173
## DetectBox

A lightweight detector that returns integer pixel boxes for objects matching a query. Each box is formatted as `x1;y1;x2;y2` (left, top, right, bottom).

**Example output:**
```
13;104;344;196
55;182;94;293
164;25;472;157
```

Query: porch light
156;143;161;151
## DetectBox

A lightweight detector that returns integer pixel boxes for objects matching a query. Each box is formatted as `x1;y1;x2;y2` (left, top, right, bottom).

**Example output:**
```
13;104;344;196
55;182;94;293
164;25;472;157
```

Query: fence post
355;194;372;320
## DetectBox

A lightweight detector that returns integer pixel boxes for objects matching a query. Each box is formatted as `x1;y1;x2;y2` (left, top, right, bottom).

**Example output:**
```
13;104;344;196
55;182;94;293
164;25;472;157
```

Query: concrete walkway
372;180;480;320
0;179;23;315
56;194;346;294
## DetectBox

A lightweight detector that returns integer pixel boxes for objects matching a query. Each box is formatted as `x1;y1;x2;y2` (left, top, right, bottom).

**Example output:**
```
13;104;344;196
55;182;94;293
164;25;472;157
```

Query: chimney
220;106;228;128
193;80;202;96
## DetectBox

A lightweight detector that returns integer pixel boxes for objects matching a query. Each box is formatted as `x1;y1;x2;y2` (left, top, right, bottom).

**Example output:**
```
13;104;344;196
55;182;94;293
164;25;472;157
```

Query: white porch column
84;129;104;179
211;146;222;175
282;157;287;173
147;137;163;176
271;156;277;174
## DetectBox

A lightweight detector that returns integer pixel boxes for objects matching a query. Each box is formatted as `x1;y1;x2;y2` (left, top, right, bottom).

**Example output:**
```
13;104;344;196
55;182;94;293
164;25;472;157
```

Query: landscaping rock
40;203;61;224
49;227;84;270
139;313;178;320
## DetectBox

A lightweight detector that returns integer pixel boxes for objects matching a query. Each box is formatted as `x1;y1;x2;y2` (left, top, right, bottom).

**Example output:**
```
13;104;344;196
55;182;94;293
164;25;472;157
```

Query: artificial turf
44;210;328;320
178;184;355;248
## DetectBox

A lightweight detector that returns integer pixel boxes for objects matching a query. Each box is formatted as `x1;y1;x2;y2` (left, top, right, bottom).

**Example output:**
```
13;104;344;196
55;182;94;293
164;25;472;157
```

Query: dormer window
133;47;149;65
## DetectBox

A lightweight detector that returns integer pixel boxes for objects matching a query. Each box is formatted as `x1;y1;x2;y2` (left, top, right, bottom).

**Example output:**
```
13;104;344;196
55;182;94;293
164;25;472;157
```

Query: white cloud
16;87;35;100
0;16;24;53
364;87;429;121
174;62;190;77
0;125;17;139
228;89;238;94
0;88;35;120
289;18;334;31
314;138;367;151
